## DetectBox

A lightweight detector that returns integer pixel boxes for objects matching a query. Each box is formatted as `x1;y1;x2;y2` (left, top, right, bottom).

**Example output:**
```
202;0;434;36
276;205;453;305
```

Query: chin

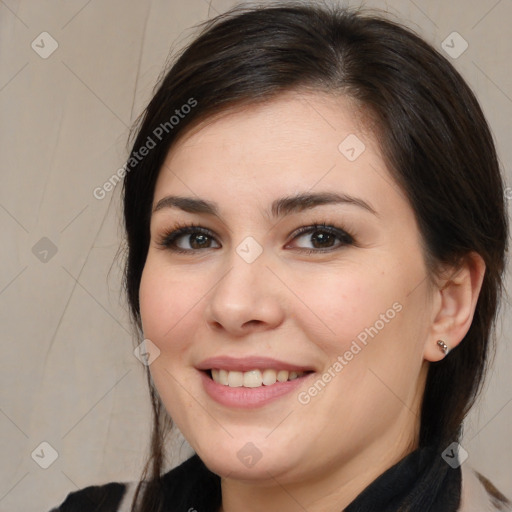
193;436;299;482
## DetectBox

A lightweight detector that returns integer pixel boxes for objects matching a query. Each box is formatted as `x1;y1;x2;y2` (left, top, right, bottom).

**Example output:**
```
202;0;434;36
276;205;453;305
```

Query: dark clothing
50;445;511;512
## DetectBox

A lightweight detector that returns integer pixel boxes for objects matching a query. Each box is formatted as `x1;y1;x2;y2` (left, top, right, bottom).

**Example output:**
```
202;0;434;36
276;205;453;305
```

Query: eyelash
156;221;355;254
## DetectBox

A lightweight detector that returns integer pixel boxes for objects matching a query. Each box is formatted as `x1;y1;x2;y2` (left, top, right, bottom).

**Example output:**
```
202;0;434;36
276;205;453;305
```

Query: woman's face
139;93;436;486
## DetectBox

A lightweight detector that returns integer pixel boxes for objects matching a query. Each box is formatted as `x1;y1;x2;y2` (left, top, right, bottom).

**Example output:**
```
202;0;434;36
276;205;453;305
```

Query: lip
196;355;315;373
199;369;314;409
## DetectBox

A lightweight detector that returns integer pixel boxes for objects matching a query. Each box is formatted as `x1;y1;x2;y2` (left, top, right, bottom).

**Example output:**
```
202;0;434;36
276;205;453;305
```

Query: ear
424;252;486;362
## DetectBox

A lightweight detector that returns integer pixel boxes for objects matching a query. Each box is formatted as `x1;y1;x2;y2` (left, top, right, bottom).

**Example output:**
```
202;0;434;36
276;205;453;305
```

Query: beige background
0;1;511;510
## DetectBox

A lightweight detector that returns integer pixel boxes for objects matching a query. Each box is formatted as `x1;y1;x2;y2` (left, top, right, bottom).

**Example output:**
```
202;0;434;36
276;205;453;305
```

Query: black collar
345;446;461;512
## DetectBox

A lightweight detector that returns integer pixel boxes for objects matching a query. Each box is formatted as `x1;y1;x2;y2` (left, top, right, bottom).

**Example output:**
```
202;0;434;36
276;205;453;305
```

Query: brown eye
288;224;354;252
180;233;214;249
159;226;220;252
308;230;337;248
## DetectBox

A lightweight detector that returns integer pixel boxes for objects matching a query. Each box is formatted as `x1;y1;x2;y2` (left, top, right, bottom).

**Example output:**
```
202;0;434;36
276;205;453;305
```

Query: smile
196;356;316;408
199;371;314;409
210;368;308;387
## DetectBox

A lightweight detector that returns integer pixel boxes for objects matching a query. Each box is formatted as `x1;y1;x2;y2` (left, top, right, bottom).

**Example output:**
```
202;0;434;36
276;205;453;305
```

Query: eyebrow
152;192;378;218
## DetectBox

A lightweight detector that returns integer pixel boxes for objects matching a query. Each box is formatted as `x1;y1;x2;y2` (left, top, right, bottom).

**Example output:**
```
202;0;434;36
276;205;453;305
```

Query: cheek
138;260;206;424
293;259;428;393
139;259;202;351
291;263;399;348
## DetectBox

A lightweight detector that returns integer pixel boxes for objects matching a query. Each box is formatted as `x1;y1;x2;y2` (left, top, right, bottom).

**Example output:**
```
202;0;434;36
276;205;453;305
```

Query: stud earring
437;339;449;356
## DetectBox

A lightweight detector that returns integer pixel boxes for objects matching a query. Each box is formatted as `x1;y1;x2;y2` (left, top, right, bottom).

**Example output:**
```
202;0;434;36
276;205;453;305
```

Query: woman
51;3;511;511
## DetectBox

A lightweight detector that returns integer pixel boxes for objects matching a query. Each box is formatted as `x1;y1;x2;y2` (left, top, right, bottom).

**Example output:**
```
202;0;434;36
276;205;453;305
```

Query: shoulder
49;454;220;512
48;481;127;512
460;464;512;512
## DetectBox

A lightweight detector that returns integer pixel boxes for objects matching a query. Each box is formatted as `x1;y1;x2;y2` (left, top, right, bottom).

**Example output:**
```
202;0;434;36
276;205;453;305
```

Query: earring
437;339;449;356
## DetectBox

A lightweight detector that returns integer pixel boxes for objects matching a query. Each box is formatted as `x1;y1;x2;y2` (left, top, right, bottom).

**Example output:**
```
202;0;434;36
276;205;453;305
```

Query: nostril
242;319;263;328
208;321;223;331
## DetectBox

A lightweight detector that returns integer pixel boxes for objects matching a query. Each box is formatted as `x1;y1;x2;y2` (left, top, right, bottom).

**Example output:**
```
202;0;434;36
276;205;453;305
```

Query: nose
204;252;286;336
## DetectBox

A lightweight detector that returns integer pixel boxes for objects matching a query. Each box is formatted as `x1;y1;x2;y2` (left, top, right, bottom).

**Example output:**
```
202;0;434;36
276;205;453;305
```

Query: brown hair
122;3;508;510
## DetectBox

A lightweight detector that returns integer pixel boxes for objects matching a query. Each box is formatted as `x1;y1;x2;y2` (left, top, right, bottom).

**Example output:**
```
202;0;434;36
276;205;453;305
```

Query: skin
139;92;485;512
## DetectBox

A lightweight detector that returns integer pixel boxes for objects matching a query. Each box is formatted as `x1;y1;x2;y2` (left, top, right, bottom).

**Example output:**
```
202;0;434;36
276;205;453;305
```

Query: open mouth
204;368;314;388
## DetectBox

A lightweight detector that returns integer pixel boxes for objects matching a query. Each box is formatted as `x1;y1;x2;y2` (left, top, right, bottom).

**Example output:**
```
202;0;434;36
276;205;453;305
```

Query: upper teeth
211;369;306;388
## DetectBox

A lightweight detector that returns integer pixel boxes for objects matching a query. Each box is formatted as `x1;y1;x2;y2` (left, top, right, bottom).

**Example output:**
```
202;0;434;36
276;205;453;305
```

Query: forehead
153;92;403;217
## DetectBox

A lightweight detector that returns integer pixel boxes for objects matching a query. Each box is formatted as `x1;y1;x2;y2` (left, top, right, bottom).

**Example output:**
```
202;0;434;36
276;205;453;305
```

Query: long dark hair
122;3;508;510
